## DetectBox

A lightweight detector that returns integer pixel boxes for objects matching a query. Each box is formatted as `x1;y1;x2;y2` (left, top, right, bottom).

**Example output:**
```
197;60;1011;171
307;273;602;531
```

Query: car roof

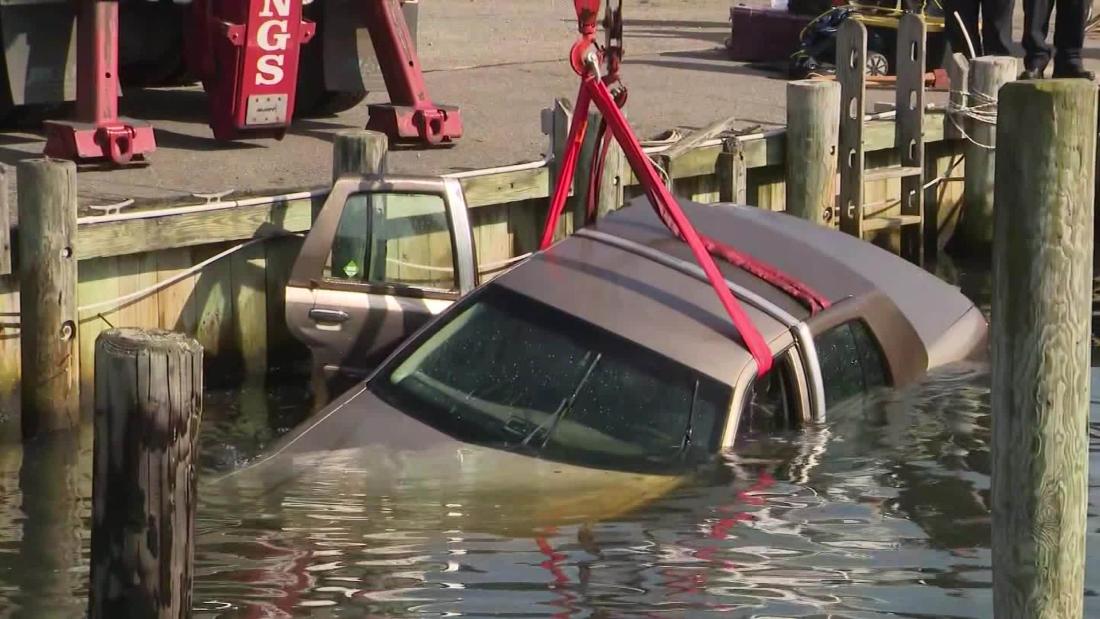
491;198;977;385
595;198;976;353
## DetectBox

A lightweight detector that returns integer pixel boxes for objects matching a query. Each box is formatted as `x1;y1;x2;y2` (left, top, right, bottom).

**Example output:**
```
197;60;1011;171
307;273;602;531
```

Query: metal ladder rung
862;214;922;232
862;166;923;183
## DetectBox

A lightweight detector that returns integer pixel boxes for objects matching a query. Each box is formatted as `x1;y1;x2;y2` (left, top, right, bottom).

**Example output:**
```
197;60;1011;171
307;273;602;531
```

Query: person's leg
981;0;1016;55
1022;0;1056;72
1052;0;1092;75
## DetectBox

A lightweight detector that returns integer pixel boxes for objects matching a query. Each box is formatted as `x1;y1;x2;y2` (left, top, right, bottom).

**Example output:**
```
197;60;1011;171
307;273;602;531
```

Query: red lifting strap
541;76;775;376
541;0;833;377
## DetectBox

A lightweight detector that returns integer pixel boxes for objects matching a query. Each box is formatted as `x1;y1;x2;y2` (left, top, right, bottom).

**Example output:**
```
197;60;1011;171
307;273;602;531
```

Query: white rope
480;252;532;273
946;89;998;150
386;251;533;275
649;155;672;187
2;237;535;323
951;11;978;59
77;235;299;316
384;257;454;273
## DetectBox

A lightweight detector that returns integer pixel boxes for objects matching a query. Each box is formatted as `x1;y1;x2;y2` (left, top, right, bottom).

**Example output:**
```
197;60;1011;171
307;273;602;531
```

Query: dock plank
77;196;316;260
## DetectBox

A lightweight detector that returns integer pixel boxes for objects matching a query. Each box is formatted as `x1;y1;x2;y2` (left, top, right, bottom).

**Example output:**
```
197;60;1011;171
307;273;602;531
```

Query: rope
481;252;533;273
78;236;293;316
1;235;535;324
0;236;292;320
947;88;998;150
951;10;978;59
384;251;533;275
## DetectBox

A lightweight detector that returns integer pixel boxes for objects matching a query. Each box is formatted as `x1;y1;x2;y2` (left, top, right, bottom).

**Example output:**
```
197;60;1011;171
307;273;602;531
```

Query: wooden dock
0;102;969;419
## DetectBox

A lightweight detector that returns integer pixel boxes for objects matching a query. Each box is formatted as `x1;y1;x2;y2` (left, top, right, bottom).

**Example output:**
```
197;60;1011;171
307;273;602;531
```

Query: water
0;264;1099;617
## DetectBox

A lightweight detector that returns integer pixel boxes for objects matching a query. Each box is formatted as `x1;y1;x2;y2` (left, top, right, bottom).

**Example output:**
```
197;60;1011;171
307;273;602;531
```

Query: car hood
212;385;684;536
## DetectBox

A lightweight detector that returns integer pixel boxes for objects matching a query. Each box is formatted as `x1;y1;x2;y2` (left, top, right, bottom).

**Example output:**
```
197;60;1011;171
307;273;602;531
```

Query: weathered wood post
18;158;79;440
786;80;840;225
717;138;747;204
546;100;601;236
573;108;602;226
595;131;625;218
0;165;11;276
329;130;388;272
954;56;1016;254
943;52;969;140
992;79;1095;618
332;129;388;182
89;328;203;619
324;130;388;406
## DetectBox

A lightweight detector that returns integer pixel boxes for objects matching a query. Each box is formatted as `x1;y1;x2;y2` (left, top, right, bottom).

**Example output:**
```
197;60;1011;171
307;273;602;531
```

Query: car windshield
369;286;731;474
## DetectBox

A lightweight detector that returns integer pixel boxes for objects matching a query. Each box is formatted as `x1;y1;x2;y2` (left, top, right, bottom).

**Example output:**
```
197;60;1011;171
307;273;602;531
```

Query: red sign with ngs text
203;0;315;140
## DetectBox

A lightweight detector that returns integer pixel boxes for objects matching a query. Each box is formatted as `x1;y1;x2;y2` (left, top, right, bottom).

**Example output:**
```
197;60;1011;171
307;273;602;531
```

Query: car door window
325;192;457;291
740;356;798;434
815;320;887;408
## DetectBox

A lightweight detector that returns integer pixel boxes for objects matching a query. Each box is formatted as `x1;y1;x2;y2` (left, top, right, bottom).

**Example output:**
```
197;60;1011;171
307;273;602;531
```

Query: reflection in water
1;429;88;619
0;365;1098;616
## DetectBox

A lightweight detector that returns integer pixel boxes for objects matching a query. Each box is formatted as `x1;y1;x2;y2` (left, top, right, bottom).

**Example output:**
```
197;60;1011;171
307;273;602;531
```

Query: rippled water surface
1;266;1099;617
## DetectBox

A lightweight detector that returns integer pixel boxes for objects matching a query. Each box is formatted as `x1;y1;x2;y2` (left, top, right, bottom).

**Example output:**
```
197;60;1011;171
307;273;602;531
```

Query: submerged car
269;176;987;476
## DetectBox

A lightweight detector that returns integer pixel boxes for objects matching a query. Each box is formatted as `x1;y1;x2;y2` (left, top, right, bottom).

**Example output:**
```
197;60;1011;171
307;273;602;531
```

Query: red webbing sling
541;1;832;377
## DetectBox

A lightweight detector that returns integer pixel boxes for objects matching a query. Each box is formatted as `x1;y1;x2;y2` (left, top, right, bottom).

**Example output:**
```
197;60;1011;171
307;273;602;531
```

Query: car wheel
866;51;890;76
294;3;369;118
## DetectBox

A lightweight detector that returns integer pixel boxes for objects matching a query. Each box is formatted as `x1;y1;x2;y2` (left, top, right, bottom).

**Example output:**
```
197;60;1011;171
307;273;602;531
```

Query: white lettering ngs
258;0;291;17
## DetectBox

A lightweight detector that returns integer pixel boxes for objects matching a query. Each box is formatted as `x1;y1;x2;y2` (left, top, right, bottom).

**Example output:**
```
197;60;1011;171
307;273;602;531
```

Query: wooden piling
0;165;10;276
992;79;1095;619
572;108;602;226
329;130;388;270
717;138;747;204
955;56;1016;254
547;100;604;233
785;80;840;224
332;129;388;182
595;130;625;218
89;328;203;619
943;52;969;140
18;159;79;440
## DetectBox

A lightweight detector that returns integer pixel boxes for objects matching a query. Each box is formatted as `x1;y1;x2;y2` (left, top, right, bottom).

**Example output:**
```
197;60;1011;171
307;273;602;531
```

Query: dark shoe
1019;66;1046;80
1052;65;1095;80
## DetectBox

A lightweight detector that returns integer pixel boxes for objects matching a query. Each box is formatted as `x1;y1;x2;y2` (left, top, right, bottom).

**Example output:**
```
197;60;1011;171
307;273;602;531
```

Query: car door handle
309;308;350;324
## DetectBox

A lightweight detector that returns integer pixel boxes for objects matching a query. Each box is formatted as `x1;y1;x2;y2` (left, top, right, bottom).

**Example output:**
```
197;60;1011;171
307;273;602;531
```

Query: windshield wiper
678;380;700;457
521;351;603;448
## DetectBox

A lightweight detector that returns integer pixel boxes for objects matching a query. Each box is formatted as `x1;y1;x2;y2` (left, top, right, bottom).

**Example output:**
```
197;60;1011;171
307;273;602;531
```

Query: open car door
286;175;477;384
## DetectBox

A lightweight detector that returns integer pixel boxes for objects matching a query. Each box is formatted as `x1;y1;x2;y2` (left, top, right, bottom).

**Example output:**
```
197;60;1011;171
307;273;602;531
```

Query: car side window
815;320;887;408
740;356;798;434
325;192;457;291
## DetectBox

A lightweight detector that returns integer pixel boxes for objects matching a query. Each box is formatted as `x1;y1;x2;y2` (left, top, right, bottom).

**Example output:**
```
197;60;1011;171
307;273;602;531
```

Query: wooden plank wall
0;238;308;416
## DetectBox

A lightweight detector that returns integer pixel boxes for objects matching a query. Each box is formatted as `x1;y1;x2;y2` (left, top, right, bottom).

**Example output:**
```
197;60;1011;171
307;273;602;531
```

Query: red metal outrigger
44;0;156;165
542;0;832;378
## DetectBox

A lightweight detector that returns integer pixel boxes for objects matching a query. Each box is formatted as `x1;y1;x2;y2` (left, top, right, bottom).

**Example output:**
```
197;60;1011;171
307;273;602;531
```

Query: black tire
119;4;190;87
294;3;368;118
